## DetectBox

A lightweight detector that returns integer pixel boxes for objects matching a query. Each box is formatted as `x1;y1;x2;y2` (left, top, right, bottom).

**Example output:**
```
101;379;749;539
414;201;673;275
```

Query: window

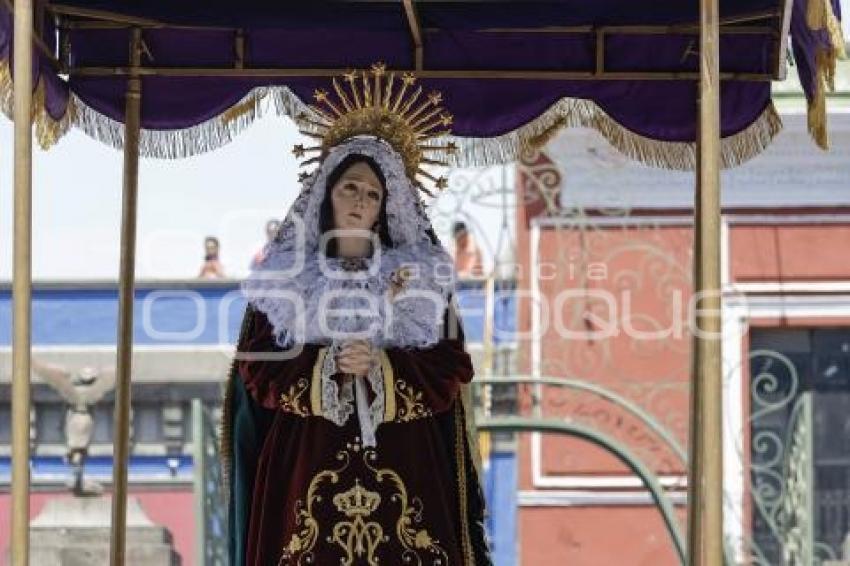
749;328;850;561
133;404;164;443
0;404;11;445
35;403;65;445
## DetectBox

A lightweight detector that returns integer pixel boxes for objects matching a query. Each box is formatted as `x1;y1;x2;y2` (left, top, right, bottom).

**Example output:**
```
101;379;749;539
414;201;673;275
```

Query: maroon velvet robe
236;308;489;565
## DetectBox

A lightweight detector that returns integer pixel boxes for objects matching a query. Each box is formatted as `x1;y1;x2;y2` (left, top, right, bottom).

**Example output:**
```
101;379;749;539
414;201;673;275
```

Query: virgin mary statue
221;64;493;565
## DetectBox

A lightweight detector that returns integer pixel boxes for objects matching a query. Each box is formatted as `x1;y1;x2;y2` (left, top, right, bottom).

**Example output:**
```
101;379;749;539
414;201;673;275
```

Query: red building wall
512;150;850;565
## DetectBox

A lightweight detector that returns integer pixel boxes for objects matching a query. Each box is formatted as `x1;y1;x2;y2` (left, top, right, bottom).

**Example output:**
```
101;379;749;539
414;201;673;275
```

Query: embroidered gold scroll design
393;379;433;422
279;440;448;565
278;448;351;566
278;378;311;417
364;449;449;565
330;479;385;565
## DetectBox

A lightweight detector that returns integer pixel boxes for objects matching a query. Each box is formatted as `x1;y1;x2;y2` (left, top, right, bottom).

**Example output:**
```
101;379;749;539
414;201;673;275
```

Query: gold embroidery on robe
278;378;311;417
363;448;449;565
279;447;352;565
279;440;448;565
330;479;386;565
394;379;433;422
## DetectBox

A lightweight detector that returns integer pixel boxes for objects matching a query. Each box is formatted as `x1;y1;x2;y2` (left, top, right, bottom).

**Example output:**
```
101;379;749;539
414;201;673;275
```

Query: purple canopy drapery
0;0;844;169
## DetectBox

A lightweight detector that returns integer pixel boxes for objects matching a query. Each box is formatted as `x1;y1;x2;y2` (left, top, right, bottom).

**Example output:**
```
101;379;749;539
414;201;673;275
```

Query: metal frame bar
688;0;724;564
58;20;776;35
402;0;423;70
47;3;780;32
1;0;62;70
775;0;795;79
479;24;776;35
48;3;160;26
66;66;773;82
48;5;785;81
11;1;34;564
55;6;781;83
108;26;142;566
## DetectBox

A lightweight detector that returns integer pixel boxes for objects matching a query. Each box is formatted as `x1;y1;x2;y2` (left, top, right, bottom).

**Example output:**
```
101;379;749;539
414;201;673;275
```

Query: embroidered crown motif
332;479;382;518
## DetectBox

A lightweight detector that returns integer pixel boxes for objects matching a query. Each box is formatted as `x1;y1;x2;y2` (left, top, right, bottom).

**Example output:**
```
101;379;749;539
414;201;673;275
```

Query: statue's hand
336;340;374;378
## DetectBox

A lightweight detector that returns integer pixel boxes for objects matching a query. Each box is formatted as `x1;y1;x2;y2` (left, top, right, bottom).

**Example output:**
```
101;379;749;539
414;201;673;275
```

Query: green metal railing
479;416;687;564
473;374;689;565
192;399;228;566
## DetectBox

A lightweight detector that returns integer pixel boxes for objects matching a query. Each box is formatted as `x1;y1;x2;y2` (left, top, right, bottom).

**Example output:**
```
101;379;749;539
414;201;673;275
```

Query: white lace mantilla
242;243;453;350
241;136;458;443
241;136;457;350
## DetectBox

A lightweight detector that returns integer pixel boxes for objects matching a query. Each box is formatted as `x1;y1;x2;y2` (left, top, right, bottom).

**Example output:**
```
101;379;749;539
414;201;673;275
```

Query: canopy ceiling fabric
0;0;844;170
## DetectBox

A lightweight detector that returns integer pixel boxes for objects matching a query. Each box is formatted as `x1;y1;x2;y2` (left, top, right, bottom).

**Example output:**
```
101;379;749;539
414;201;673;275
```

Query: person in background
452;220;484;278
250;219;281;269
198;236;226;278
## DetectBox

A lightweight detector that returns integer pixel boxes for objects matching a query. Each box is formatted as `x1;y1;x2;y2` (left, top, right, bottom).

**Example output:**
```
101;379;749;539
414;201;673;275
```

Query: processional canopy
0;1;843;168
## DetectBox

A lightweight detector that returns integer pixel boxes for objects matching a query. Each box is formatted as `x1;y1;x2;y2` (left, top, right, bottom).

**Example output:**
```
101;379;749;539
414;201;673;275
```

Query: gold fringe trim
460;383;484;482
807;0;847;59
0;59;75;150
0;59;12;119
220;91;263;126
71;86;309;159
33;78;76;150
808;49;833;149
440;97;783;171
454;399;476;566
1;58;783;169
805;0;846;150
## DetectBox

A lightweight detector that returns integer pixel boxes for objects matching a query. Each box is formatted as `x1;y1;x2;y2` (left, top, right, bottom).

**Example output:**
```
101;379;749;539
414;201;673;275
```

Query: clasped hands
334;339;376;379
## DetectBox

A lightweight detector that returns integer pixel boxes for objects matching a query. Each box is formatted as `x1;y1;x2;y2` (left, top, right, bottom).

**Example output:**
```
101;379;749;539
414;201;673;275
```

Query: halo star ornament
292;62;457;193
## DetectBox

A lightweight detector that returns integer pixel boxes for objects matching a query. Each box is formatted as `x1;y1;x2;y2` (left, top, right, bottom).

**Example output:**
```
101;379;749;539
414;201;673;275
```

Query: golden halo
293;62;458;194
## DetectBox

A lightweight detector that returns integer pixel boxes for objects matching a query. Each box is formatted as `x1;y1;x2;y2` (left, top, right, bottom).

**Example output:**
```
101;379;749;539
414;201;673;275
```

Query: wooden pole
11;0;34;564
688;0;724;564
109;27;142;566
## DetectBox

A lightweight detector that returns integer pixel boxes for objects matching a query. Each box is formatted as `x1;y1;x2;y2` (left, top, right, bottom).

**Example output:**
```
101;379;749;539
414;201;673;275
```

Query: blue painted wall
0;455;194;482
484;451;518;566
1;281;520;564
0;280;517;346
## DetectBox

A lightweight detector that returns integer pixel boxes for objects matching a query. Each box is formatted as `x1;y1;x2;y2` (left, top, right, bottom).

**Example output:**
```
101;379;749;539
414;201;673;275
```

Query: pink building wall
0;487;195;565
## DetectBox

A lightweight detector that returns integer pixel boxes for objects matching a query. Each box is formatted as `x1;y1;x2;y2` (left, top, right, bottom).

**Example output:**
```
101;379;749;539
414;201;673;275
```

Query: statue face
330;161;384;233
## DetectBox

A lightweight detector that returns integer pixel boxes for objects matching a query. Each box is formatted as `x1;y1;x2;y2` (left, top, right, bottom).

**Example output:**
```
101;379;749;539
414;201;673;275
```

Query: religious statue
221;64;493;564
32;358;116;496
